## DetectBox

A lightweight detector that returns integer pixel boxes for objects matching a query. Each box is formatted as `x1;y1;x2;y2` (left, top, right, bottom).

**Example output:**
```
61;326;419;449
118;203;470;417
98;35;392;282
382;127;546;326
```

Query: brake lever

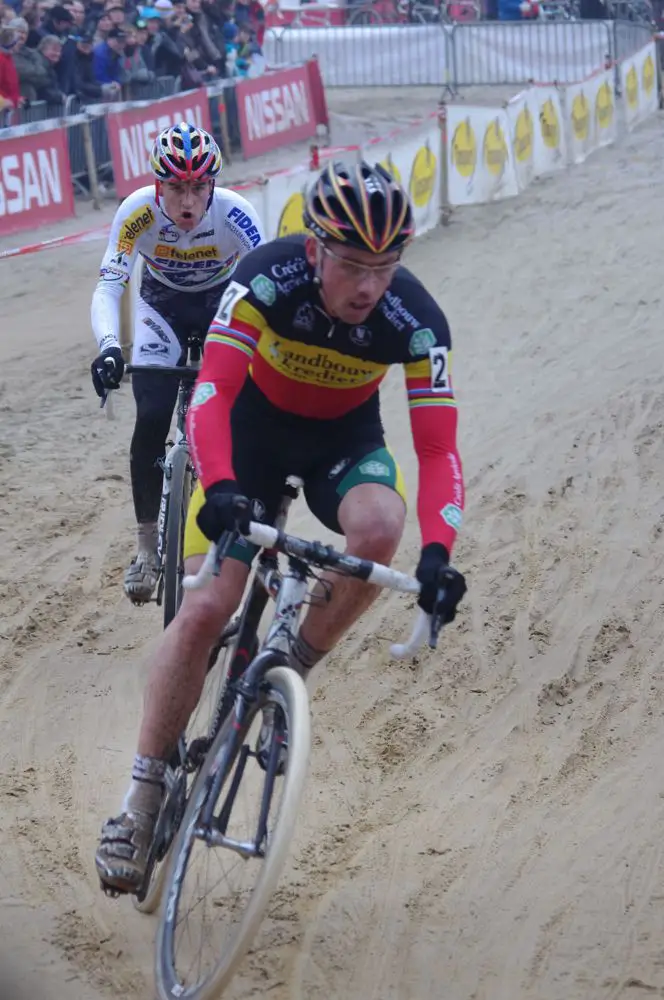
212;530;235;577
428;584;448;648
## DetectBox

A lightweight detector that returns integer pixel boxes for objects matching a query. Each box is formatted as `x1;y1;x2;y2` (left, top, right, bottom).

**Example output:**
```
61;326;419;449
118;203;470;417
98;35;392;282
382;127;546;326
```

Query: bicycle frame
156;379;196;568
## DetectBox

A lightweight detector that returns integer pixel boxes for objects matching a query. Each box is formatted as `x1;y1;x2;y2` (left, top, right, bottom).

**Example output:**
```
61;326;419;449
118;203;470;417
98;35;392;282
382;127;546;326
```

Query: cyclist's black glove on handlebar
416;542;467;622
91;345;125;398
197;480;251;542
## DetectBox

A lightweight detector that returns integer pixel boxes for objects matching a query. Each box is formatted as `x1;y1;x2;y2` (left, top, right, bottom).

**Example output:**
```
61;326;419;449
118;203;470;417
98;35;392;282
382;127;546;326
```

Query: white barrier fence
232;116;444;244
446;39;658;207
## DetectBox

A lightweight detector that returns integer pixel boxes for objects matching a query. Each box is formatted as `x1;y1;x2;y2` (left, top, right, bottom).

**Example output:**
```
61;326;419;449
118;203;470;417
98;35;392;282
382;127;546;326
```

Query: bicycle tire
133;620;250;916
133;760;187;915
154;666;311;1000
163;446;193;630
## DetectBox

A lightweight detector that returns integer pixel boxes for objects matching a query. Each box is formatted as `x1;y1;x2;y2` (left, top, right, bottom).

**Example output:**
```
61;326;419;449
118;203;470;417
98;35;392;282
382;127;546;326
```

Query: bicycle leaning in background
124;473;451;1000
123;330;204;628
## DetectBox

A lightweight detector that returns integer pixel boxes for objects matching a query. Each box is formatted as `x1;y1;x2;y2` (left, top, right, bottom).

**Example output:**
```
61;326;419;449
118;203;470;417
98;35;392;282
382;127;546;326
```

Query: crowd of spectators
0;0;266;114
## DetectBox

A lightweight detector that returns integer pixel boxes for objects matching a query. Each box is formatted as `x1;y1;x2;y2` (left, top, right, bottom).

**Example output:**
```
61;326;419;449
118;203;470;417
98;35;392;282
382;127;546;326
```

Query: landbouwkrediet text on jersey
379;290;422;332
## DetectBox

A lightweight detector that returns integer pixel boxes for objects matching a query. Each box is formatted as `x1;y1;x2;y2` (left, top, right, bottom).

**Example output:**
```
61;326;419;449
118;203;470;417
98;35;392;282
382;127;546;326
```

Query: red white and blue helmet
149;122;223;182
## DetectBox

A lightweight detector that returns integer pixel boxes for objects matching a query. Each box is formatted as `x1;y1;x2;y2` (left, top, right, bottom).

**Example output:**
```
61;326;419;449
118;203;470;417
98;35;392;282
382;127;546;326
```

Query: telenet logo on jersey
258;331;384;388
152;243;224;271
117;204;155;253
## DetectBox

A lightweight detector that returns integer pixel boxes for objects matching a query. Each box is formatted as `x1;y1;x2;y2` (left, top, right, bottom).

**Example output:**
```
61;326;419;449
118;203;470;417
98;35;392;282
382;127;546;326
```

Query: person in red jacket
0;26;20;112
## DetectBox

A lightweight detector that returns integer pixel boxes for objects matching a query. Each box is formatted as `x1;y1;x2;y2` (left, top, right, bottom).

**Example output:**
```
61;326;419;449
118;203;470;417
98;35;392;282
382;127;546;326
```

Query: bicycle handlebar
125;364;200;381
182;522;442;658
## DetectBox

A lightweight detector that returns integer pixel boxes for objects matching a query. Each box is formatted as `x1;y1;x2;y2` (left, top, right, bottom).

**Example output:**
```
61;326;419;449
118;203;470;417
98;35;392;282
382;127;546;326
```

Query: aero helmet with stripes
304;160;414;254
149;122;223;182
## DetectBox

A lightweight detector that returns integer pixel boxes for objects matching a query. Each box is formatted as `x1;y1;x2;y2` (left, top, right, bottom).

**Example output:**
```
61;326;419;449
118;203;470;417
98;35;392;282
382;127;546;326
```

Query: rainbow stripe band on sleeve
206;323;260;359
407;387;457;409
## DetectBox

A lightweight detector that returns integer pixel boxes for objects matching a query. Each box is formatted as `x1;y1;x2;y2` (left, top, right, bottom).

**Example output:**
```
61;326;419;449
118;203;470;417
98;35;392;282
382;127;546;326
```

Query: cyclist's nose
355;269;383;293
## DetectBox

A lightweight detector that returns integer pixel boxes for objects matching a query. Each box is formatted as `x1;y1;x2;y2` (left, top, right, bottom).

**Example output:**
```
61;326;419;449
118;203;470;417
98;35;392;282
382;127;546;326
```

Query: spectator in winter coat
92;24;124;83
63;0;85;28
185;0;224;74
119;22;153;91
0;25;19;111
35;33;65;103
149;11;183;76
38;2;74;38
93;11;113;42
9;16;48;100
73;28;120;99
134;16;154;71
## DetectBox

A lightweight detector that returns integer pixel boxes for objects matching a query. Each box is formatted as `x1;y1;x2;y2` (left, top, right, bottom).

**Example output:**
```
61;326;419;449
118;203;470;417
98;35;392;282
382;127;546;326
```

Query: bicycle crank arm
193;827;264;860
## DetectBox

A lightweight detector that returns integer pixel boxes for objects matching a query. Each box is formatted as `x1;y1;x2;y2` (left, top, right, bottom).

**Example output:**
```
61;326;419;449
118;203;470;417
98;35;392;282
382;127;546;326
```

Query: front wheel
154;666;311;1000
162;445;194;630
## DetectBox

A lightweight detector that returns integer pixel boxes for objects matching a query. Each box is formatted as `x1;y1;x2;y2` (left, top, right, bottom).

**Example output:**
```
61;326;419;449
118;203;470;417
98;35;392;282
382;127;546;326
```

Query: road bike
130;475;448;1000
125;330;204;628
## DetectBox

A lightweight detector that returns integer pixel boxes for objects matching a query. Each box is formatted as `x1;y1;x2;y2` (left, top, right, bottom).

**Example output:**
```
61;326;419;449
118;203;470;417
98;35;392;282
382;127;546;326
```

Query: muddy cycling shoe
255;704;288;776
95;810;155;895
123;552;160;605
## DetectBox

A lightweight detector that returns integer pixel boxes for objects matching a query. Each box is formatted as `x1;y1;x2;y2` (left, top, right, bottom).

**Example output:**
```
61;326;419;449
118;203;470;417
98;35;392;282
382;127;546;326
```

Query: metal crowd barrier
263;21;453;85
448;18;614;85
0;18;656;199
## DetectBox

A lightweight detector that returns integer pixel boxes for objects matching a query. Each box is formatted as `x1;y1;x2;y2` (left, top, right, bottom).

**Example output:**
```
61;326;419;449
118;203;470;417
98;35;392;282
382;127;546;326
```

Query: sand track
2;111;664;999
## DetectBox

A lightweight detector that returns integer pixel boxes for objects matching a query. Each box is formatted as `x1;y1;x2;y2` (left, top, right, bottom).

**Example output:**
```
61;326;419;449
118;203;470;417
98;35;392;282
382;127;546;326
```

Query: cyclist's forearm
410;405;465;552
91;281;124;350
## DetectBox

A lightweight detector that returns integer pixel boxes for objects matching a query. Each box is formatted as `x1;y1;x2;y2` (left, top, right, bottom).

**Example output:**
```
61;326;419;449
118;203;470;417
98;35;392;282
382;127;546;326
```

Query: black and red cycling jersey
187;234;465;552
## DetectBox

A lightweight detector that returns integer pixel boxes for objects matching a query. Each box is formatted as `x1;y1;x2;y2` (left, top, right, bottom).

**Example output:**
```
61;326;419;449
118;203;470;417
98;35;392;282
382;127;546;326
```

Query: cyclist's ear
304;236;318;268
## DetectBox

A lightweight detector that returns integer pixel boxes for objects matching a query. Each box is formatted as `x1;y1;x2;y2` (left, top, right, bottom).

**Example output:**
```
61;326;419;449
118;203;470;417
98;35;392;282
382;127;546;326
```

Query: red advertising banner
0;126;75;237
107;88;212;199
236;64;317;158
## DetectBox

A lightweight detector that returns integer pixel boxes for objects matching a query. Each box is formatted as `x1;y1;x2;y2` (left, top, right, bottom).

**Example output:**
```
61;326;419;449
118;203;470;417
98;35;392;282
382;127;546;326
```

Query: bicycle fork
195;564;310;858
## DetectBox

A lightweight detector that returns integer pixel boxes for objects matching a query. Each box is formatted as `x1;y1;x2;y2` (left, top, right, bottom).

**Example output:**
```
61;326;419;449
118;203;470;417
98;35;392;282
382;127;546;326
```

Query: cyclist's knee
175;558;249;642
340;485;405;564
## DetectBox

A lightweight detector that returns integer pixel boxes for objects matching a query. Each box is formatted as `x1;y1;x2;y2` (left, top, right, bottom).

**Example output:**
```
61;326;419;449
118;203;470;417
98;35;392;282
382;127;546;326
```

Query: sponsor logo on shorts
251;274;277;306
328;457;350;479
359;460;390;477
440;503;463;530
409;328;437;357
144;316;169;344
139;342;169;356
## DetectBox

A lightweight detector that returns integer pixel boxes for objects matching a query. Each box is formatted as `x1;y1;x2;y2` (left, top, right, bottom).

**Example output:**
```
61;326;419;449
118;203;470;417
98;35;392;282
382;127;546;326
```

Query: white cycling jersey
91;184;265;352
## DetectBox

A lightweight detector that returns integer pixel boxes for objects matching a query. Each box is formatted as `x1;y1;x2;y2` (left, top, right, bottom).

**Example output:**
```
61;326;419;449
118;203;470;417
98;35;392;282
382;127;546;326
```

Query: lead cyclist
90;122;266;605
95;159;467;896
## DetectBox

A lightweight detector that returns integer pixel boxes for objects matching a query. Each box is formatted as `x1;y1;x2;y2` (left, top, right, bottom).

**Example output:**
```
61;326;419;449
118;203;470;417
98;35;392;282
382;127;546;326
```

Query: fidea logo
118;105;205;180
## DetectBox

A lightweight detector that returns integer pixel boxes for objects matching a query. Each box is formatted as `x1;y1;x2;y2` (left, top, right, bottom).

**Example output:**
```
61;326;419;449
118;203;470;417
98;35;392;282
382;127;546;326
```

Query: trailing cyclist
95;159;467;896
89;121;266;605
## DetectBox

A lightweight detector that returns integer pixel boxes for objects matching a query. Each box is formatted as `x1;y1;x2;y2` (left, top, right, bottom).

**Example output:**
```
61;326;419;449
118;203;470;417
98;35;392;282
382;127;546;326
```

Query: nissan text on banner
236;64;317;158
0;126;75;237
106;88;212;199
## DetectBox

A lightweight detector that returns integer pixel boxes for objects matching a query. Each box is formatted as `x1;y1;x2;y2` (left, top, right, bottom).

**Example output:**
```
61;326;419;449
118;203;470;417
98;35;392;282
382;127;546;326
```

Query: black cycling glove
91;345;125;398
197;480;251;542
416;542;467;622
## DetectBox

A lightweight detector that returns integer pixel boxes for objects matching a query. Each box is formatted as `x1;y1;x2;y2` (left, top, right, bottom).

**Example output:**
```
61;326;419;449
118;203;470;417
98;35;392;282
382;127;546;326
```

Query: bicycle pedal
186;736;212;771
